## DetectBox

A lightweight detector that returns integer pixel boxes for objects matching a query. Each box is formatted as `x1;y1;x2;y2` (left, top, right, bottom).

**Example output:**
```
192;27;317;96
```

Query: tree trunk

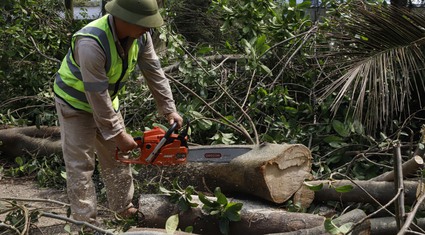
135;143;312;204
138;194;325;235
0;126;61;160
311;180;421;205
266;209;370;235
0;126;312;204
64;0;74;20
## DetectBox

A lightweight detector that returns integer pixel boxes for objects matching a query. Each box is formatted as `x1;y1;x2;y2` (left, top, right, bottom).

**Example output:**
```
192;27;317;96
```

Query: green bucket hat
105;0;164;28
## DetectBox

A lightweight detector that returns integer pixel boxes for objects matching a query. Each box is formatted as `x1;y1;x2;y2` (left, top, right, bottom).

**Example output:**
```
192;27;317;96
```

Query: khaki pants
55;101;134;222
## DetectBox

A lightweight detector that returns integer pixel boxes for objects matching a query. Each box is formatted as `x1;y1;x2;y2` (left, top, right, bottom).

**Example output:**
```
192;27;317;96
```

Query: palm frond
317;1;425;132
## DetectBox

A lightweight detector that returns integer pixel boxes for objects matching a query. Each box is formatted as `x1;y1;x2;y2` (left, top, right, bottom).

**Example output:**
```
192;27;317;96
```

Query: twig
166;74;255;144
0;222;21;235
394;142;406;230
167;34;259;144
346;188;402;235
0;200;30;235
29;36;61;64
40;212;114;235
398;192;425;235
0;197;69;207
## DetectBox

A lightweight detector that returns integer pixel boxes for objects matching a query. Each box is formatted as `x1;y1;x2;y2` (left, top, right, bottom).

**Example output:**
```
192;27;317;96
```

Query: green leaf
334;184;354;193
324;218;340;235
260;64;272;75
197;46;213;55
303;182;323;191
332;120;350;137
211;210;220;215
185;226;193;233
339;222;354;233
64;224;71;233
198;192;214;207
178;198;190;212
216;192;228;205
15;157;24;166
219;218;230;235
159;186;172;195
297;1;312;9
165;214;179;234
323;135;344;144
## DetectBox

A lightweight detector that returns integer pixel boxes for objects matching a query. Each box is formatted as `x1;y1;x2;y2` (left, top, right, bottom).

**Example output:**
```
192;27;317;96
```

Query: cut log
123;227;197;235
292;173;314;209
138;194;325;235
370;155;424;181
0;126;61;160
265;208;370;235
134;143;312;204
370;217;425;235
311;180;421;205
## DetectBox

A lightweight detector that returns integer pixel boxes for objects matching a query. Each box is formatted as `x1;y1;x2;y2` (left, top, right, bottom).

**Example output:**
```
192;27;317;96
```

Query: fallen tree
135;143;313;204
0;126;313;205
0;126;61;160
137;194;325;235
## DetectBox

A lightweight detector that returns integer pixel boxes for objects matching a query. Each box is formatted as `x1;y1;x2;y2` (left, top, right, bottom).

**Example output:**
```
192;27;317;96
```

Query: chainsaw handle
164;122;178;140
144;122;178;163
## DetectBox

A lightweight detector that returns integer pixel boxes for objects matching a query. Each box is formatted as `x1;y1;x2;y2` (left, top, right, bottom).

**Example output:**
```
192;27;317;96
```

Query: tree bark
311;180;421;205
292;173;314;209
0;126;61;160
135;143;312;204
370;217;425;235
265;209;370;235
138;194;325;235
370;155;423;181
64;0;74;20
124;227;196;235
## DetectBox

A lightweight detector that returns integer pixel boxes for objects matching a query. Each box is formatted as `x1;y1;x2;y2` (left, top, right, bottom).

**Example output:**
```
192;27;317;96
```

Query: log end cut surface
260;144;312;203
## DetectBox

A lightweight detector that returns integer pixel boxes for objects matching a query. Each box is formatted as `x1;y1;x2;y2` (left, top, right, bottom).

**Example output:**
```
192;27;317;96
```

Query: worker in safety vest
54;0;183;223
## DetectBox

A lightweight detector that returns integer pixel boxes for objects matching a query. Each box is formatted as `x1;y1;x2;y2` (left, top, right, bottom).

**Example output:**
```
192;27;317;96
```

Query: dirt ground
0;176;104;235
0;176;191;235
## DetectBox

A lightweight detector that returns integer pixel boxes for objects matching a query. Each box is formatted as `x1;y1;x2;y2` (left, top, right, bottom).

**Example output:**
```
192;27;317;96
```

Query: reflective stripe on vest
54;15;139;113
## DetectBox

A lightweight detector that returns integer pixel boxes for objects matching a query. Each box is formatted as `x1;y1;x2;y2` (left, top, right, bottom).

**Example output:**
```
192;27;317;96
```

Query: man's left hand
166;112;183;129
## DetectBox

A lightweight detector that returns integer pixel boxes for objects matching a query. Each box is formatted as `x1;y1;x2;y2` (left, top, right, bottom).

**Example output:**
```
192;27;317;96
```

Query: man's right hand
114;131;138;152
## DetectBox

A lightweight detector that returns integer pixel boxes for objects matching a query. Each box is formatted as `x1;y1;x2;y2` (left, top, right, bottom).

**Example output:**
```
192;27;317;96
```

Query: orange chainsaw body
115;126;188;165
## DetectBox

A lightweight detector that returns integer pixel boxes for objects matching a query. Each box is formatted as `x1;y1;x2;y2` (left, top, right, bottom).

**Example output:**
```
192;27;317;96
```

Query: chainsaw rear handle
144;122;178;163
164;122;178;140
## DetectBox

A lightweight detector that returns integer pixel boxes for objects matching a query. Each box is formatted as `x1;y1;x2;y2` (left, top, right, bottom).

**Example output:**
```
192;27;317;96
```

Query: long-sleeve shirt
57;15;176;140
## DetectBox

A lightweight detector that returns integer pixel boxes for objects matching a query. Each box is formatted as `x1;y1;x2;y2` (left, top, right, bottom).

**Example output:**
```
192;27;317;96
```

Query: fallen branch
370;155;423;182
265;208;369;235
393;142;405;230
40;212;114;235
311;180;421;205
0;126;61;160
138;194;325;235
370;217;425;235
398;191;425;235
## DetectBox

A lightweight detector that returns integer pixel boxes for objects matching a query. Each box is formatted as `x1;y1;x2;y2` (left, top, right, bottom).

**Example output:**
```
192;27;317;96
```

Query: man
53;0;183;223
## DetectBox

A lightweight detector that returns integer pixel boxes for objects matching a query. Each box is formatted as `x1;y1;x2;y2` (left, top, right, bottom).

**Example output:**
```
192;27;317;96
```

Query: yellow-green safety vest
54;15;139;113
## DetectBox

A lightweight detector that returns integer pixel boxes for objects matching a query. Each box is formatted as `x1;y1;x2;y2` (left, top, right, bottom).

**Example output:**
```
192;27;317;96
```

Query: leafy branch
160;180;243;235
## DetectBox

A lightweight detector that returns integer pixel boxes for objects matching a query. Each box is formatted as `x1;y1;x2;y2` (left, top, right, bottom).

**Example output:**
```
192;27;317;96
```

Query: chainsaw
115;122;189;165
116;121;257;165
